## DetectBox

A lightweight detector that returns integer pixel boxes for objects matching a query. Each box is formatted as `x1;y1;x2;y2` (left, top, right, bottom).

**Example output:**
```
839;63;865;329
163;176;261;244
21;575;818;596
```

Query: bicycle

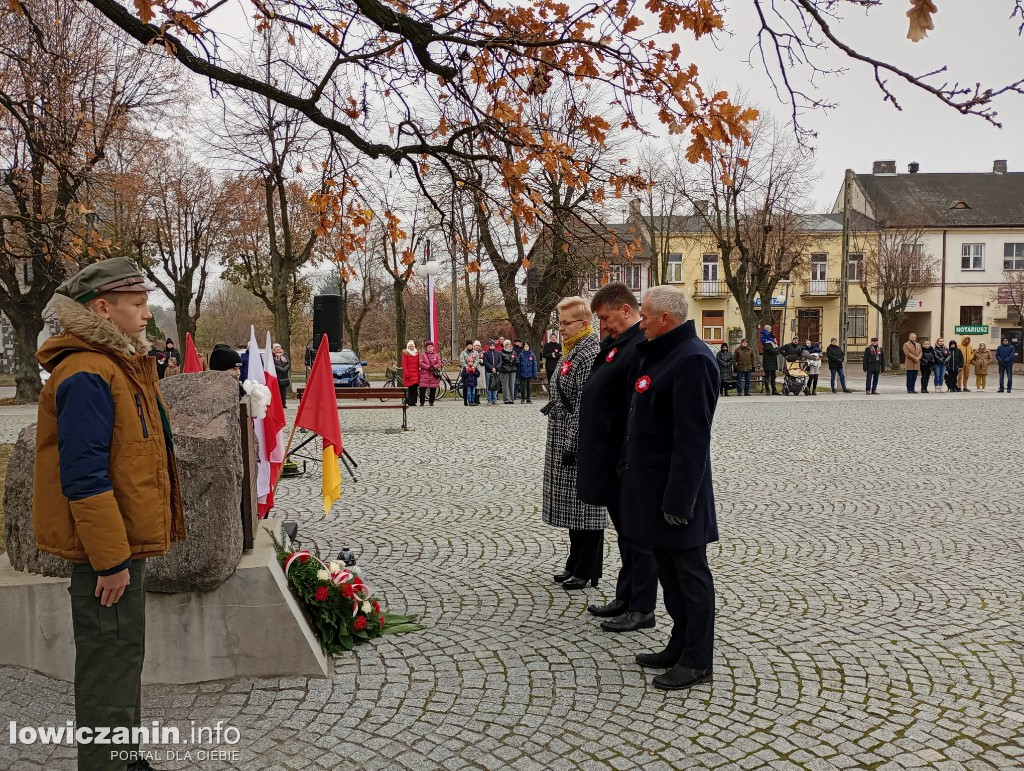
381;365;401;402
438;369;464;399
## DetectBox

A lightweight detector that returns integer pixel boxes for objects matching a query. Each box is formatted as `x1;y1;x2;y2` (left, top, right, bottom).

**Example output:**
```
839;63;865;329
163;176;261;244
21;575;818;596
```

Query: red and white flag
260;332;287;516
244;327;271;508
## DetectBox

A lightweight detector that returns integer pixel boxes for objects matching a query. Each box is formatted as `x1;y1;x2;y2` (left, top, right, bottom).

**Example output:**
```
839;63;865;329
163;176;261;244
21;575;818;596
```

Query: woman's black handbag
487;373;500;390
432;367;442;378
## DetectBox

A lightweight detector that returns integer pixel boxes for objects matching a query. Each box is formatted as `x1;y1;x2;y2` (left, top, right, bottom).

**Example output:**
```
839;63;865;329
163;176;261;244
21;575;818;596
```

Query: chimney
908;162;919;174
872;160;897;174
994;159;1008;174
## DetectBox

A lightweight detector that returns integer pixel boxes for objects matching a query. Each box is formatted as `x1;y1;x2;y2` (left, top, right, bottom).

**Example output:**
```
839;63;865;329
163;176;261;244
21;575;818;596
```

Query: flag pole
272;420;301;495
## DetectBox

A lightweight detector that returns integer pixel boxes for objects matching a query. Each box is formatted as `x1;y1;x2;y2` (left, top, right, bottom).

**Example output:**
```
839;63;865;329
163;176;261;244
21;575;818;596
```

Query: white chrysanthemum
362;601;372;614
329;561;342;573
316;569;331;581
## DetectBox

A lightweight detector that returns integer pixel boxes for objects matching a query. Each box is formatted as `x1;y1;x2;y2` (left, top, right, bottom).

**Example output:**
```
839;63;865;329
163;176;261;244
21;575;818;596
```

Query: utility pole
839;168;853;355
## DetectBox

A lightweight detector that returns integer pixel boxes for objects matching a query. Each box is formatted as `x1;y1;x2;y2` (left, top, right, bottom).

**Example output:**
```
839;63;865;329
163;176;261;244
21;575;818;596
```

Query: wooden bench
295;385;409;431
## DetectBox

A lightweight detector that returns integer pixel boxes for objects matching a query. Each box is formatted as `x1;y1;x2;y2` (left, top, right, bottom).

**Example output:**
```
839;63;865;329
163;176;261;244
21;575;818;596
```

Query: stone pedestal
0;521;328;683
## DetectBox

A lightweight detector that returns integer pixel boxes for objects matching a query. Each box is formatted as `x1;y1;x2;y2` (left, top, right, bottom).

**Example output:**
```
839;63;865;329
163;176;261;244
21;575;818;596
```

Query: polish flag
260;332;287;516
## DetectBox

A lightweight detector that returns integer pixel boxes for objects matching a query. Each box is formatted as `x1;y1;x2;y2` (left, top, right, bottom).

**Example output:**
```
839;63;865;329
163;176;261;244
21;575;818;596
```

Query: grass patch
0;443;12;551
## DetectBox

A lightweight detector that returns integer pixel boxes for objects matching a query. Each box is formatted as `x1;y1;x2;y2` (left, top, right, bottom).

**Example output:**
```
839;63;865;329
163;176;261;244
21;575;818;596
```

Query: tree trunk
739;304;760;349
394;279;407;366
12;312;45;402
173;300;198;347
882;311;900;372
273;265;292;356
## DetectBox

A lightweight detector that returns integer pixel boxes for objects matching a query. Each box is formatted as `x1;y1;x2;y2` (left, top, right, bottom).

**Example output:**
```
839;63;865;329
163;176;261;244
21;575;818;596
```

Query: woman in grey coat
542;296;608;591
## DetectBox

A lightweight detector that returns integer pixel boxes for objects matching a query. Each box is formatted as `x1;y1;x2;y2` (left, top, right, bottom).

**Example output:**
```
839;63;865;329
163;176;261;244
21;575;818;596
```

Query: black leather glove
561;450;576;468
664;512;690;526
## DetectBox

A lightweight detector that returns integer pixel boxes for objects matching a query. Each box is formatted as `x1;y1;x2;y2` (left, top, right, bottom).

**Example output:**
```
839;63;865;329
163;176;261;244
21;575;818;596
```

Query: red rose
298;554;310;563
313;586;329;602
635;375;651;393
379;616;386;628
340;584;355;598
353;615;367;631
372;601;381;614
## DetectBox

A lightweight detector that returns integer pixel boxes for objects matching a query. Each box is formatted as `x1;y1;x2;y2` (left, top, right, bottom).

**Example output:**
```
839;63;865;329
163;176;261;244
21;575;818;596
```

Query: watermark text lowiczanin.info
9;720;241;747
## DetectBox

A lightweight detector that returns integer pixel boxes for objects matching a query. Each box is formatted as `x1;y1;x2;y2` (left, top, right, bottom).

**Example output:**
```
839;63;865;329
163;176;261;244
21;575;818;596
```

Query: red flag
183;333;203;373
293;336;343;513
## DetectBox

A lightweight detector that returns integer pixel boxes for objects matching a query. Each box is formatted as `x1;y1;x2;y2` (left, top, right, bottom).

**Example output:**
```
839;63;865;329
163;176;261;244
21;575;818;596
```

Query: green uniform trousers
70;559;146;771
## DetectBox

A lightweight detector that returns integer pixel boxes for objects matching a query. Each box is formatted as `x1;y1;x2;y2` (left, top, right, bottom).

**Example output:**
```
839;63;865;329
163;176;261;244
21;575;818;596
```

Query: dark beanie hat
209;345;242;371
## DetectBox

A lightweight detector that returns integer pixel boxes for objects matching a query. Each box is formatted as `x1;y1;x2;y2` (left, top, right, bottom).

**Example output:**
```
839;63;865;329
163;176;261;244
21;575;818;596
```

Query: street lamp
414;240;440;346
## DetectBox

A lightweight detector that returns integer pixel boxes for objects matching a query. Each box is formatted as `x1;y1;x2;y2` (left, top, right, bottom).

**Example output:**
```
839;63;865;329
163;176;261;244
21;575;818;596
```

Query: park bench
295;384;409;431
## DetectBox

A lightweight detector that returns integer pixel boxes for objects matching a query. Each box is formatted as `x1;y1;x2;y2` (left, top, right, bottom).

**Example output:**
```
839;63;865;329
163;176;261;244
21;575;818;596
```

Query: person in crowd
760;324;777;349
483;340;502;405
577;282;657;632
825;338;851;393
863;337;884;394
780;335;803;361
418;340;443;406
499;340;518;404
209;343;242;374
801;339;822;395
164;338;182;367
958;335;974;392
542;296;605;592
148;341;168;379
542;331;562;393
462;355;479;406
903;332;922;393
996;335;1015;393
512;338;525;397
733;338;755;396
620;285;719;692
517;342;538;403
272;342;291;404
164;357;180;377
933;337;949;392
762;337;780;395
401;339;420;406
34;258;186;770
715;343;735;397
471;340;484;403
946;339;964;392
919;338;935;394
973;342;993;391
459;340;475;406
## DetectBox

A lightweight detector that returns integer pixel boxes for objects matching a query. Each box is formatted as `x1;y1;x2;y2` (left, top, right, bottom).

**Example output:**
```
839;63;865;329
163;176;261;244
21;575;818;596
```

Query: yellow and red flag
292;335;342;513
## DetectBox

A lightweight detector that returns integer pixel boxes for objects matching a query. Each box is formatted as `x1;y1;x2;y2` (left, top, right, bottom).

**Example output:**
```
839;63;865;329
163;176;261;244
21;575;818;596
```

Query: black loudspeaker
313;294;343;351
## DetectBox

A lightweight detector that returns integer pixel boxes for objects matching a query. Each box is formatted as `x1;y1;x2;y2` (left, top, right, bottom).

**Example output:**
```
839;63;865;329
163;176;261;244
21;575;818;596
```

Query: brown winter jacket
973;348;993;374
960;338;974;368
733;345;757;372
902;340;922;371
34;296;186;572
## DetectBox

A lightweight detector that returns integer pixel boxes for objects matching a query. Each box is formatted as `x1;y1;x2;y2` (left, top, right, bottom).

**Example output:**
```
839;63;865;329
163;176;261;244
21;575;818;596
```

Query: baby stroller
782;356;807;396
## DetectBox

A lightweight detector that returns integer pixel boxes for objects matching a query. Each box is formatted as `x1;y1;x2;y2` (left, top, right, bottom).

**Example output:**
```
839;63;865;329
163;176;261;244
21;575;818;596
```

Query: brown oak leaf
906;0;937;42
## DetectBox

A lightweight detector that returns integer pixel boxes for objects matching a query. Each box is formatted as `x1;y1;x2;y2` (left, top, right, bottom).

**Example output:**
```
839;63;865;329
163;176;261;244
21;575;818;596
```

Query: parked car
306;349;369;387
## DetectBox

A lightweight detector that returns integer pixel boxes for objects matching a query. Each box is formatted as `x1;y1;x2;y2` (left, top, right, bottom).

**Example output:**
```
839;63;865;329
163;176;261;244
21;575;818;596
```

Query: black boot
601;611;656;632
652;665;714;691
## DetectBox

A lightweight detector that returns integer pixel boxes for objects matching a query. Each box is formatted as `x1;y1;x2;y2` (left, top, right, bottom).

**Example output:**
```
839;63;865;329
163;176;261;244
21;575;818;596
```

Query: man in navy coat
577;283;659;633
619;285;720;691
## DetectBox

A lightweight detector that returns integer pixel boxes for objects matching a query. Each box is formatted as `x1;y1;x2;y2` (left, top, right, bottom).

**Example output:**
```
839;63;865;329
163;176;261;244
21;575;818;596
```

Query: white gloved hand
241;380;272;419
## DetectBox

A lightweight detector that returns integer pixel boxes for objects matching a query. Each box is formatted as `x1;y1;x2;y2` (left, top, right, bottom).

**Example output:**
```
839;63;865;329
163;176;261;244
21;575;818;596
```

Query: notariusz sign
954;325;989;335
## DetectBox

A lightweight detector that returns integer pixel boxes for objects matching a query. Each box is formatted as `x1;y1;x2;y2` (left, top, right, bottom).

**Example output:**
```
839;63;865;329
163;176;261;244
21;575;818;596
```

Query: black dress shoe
653;665;713;691
635;649;679;669
552;570;572;583
562;576;597;590
601;611;656;632
588;598;627;617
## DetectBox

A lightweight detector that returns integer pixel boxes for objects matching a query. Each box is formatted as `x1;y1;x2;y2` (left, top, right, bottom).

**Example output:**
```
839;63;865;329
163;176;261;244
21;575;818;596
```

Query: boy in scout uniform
34;258;186;770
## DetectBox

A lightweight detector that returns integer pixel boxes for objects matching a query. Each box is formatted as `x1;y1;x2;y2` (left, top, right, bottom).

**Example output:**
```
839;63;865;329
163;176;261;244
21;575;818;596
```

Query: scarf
562;324;594;356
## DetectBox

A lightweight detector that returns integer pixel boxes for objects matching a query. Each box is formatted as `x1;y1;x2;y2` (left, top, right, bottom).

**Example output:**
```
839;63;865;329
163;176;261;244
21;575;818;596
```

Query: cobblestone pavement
2;378;1023;770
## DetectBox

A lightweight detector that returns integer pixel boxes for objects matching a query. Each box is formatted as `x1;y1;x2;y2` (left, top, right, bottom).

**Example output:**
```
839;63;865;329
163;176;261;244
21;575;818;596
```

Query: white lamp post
414;241;440;346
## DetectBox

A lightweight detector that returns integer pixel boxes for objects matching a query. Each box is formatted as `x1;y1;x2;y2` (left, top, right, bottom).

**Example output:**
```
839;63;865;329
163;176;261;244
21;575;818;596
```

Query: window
847;252;864;282
666;253;683;283
959;306;983;326
22;261;33;285
588;269;601;291
607;264;622;284
810;253;828;282
848;307;867;339
961;243;984;270
701;310;724;342
1005;243;1024;271
900;242;925;258
701;253;719;282
623;263;642;291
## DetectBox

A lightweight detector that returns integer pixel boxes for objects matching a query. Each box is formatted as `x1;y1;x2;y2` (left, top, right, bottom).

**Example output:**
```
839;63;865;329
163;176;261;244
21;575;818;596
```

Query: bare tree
998;265;1024;337
679;117;818;342
0;0;173;399
635;142;689;287
858;226;936;367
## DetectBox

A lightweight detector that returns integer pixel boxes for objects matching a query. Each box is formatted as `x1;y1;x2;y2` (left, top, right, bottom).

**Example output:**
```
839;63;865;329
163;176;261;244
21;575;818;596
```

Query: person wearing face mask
483;340;503;405
932;337;949;392
946;339;964;392
715;343;735;396
733;339;756;396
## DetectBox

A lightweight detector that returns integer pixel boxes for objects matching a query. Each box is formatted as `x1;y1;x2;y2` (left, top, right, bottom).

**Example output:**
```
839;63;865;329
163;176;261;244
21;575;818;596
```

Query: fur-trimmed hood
37;294;148;372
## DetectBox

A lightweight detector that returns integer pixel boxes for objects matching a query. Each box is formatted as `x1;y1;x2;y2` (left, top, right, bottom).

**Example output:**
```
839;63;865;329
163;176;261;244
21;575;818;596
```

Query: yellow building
657;213;882;350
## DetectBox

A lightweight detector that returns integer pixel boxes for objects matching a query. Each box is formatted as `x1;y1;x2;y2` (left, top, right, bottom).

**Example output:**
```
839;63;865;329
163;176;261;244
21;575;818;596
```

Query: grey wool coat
542;333;609;531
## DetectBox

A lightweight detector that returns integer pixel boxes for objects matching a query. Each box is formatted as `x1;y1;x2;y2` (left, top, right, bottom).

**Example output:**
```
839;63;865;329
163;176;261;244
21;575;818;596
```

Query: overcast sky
684;1;1024;208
